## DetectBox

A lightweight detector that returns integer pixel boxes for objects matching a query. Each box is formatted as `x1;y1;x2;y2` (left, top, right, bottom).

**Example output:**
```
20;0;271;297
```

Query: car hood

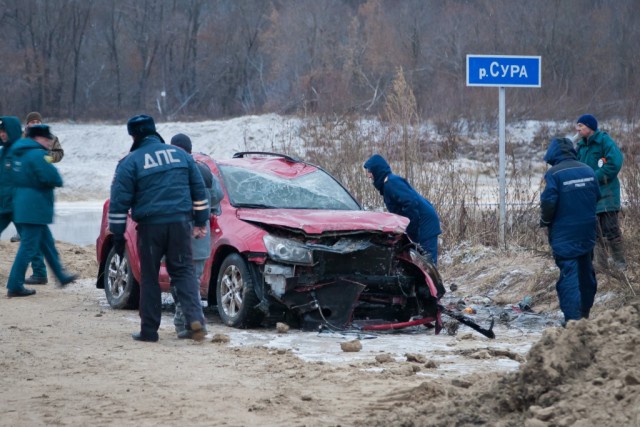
236;208;408;235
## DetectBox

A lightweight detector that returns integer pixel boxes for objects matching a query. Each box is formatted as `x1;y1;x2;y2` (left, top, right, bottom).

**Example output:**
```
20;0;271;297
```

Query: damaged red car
96;152;446;332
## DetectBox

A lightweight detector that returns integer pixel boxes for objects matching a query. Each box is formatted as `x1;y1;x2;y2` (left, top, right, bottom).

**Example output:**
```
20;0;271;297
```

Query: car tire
216;253;263;328
104;247;140;310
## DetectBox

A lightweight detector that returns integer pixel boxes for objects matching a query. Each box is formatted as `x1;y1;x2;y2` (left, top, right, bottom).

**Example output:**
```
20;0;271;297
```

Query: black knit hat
170;133;192;153
577;114;598;131
127;115;156;138
26;124;54;140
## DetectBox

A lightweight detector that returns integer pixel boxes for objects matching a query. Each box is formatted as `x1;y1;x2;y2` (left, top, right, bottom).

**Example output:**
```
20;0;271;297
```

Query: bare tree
67;0;92;119
0;0;639;122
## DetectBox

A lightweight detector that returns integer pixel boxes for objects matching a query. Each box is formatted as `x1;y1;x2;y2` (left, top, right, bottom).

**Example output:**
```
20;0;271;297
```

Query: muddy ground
0;241;638;426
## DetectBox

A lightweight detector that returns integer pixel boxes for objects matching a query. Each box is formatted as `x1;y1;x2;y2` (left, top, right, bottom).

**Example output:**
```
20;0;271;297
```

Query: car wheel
104;247;139;309
216;253;263;328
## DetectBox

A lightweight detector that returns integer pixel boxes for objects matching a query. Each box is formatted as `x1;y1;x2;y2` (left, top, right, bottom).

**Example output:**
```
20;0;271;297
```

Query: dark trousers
419;235;439;266
7;223;67;291
554;252;598;322
0;212;11;239
0;214;47;277
597;211;622;242
136;221;204;336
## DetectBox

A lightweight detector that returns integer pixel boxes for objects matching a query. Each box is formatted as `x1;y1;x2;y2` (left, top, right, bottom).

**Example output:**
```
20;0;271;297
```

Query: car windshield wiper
233;203;276;209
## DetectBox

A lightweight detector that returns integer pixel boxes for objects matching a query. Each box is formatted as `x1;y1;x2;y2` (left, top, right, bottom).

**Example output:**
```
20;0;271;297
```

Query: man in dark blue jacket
540;137;600;324
5;125;77;297
109;115;209;342
363;154;441;265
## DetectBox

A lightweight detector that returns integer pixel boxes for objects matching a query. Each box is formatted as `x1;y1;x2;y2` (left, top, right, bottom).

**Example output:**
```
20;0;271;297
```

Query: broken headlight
263;235;313;265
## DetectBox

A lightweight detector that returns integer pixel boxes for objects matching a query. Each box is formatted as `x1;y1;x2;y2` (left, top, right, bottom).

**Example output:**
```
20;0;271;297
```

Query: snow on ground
51;114;305;202
46;114;571;202
1;114;559;243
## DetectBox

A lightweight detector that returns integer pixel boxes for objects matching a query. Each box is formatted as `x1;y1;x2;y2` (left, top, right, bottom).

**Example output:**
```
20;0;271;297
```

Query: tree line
1;0;638;124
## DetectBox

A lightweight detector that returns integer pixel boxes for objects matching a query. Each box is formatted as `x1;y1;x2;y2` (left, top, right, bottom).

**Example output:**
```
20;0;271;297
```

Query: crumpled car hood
236;208;408;235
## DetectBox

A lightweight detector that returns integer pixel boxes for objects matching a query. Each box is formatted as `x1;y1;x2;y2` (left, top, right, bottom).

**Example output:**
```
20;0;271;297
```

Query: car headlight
263;235;313;265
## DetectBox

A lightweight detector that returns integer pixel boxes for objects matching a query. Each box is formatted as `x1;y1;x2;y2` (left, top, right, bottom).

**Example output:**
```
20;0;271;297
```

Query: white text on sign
479;62;529;80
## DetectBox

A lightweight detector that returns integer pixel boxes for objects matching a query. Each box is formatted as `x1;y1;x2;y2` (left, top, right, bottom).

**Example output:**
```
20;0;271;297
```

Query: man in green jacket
1;116;49;283
575;114;626;270
5;125;77;297
10;111;65;283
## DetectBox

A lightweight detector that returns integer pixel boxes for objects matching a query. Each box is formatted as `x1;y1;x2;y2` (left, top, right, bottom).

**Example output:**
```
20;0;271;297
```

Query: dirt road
1;242;638;426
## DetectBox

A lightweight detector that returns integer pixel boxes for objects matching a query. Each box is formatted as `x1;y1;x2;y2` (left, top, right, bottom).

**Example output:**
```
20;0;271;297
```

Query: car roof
215;152;319;179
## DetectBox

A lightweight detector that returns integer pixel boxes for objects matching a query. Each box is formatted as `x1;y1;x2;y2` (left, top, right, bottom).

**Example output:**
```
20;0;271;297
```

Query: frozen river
0;201;104;246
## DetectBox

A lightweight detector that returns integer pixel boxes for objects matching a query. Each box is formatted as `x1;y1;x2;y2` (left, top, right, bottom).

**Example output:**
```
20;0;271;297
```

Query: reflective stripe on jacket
108;135;208;235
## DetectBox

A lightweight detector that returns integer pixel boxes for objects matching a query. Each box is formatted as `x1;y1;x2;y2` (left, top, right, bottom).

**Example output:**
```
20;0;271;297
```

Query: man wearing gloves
575;114;626;270
108;115;209;342
540;137;600;325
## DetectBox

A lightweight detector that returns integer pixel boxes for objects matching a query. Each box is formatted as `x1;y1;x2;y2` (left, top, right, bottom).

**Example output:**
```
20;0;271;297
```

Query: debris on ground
276;322;290;333
340;339;362;352
211;333;230;343
405;353;427;363
375;354;394;364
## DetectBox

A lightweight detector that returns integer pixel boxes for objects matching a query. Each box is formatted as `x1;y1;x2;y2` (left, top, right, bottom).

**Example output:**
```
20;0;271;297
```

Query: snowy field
2;114;577;244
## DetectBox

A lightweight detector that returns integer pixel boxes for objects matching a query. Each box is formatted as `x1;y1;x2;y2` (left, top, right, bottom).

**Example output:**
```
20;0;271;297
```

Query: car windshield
219;165;361;210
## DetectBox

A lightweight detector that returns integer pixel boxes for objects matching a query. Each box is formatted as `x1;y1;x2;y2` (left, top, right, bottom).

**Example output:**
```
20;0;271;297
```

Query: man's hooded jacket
363;154;441;245
0;116;24;214
8;135;63;224
540;138;600;259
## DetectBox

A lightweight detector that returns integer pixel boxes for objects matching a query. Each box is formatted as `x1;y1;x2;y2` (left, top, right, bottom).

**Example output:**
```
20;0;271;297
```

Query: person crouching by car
108;115;209;342
5;124;77;297
169;132;224;339
363;154;441;265
540;137;600;325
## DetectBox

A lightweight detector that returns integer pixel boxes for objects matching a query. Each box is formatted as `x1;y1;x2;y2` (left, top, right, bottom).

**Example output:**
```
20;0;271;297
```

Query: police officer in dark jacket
540;137;600;324
109;115;209;342
364;154;441;265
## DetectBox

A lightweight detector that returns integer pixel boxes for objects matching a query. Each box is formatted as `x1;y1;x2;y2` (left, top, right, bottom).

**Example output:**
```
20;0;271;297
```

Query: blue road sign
467;55;541;87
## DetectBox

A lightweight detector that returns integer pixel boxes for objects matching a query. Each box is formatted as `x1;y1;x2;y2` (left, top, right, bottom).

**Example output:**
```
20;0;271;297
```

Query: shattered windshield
219;165;361;210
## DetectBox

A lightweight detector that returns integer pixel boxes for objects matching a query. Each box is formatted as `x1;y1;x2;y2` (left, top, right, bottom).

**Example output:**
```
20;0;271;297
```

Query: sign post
466;54;541;247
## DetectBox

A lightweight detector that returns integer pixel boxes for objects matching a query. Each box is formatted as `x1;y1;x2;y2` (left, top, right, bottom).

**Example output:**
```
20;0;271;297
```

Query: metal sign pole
498;87;506;248
466;54;541;249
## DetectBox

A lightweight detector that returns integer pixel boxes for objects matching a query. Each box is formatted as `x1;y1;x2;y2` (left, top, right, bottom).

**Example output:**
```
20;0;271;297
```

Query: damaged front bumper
259;234;444;332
